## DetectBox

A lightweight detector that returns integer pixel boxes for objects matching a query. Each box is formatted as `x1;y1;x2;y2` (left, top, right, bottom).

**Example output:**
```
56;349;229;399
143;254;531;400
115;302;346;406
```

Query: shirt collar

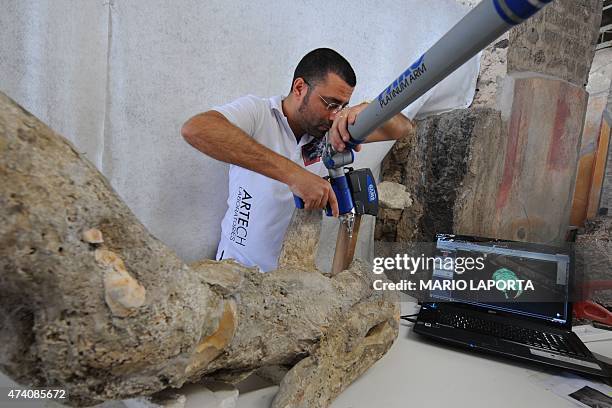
270;95;284;115
270;95;314;146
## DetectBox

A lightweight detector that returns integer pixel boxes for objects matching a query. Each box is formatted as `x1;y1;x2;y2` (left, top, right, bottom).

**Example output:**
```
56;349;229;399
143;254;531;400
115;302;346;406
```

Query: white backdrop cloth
1;0;480;265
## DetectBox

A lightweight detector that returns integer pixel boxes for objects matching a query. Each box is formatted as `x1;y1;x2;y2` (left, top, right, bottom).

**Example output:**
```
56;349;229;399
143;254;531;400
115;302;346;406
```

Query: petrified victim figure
0;91;399;407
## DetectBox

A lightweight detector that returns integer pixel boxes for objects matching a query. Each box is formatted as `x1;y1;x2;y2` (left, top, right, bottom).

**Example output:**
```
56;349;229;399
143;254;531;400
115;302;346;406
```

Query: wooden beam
587;120;612;219
331;215;362;275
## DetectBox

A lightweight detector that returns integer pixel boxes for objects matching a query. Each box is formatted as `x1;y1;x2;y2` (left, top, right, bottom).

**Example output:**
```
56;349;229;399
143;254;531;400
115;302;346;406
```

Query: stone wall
376;0;603;245
507;0;602;87
471;0;603;106
453;0;509;109
471;35;509;109
376;108;502;242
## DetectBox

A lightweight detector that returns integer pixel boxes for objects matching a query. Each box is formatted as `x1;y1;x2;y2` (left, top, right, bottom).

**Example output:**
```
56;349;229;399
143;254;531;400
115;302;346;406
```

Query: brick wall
508;0;602;87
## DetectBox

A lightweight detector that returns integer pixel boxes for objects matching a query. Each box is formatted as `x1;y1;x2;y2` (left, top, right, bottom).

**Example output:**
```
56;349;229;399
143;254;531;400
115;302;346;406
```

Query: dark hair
291;48;356;92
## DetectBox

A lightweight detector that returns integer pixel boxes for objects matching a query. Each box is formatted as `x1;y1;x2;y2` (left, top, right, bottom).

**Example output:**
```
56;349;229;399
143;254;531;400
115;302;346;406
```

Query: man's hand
287;168;339;217
328;103;414;152
328;102;369;152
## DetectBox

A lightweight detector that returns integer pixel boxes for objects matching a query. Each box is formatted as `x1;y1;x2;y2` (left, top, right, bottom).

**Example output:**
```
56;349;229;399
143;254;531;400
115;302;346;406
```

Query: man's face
297;73;353;138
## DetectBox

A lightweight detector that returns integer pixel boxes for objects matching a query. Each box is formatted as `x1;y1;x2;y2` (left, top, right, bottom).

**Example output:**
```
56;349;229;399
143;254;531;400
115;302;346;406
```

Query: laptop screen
430;236;571;325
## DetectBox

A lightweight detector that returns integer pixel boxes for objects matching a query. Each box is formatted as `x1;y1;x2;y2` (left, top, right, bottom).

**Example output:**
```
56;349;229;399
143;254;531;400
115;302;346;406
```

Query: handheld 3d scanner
294;140;379;236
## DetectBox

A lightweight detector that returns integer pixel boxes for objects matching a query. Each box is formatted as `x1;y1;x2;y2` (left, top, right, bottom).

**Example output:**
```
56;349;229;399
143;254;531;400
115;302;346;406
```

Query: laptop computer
413;234;610;379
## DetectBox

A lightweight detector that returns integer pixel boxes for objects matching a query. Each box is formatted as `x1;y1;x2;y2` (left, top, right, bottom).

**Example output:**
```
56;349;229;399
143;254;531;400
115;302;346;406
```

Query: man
182;48;413;272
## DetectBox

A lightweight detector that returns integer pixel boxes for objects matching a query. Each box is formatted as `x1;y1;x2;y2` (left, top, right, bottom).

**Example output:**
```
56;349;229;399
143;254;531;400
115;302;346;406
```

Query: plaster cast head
288;48;356;138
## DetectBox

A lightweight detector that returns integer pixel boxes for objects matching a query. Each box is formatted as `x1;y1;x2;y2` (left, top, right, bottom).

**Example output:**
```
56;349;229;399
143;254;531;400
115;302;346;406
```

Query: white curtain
0;0;480;264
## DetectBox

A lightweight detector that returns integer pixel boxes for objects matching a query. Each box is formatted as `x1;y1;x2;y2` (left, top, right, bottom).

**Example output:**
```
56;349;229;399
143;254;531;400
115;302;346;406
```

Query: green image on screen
492;268;523;299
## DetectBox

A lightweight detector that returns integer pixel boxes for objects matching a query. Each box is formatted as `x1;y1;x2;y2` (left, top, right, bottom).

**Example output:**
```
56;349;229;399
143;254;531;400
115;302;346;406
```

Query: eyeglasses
303;80;348;113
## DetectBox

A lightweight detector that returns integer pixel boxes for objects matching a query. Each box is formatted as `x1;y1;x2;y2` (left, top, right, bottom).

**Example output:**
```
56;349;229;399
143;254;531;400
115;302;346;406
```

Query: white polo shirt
213;95;326;272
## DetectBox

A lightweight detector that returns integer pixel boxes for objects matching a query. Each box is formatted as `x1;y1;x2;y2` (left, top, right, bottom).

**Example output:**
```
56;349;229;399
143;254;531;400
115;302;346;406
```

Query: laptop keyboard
435;309;589;357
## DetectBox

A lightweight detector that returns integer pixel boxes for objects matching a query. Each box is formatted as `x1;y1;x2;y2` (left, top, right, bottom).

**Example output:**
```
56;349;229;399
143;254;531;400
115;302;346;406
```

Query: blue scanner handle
293;194;305;209
293;177;352;215
293;194;334;215
294;194;332;211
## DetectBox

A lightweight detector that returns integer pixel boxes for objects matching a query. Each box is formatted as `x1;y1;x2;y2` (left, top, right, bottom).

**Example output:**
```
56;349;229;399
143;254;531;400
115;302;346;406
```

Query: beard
298;91;331;138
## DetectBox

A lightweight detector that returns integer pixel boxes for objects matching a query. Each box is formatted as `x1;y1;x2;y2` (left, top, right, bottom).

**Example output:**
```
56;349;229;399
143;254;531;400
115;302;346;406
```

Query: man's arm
181;111;339;216
363;111;415;143
329;102;415;152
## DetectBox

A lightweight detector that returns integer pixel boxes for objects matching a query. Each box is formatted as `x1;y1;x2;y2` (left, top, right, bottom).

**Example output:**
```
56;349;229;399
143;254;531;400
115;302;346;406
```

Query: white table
237;301;612;408
1;301;609;408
